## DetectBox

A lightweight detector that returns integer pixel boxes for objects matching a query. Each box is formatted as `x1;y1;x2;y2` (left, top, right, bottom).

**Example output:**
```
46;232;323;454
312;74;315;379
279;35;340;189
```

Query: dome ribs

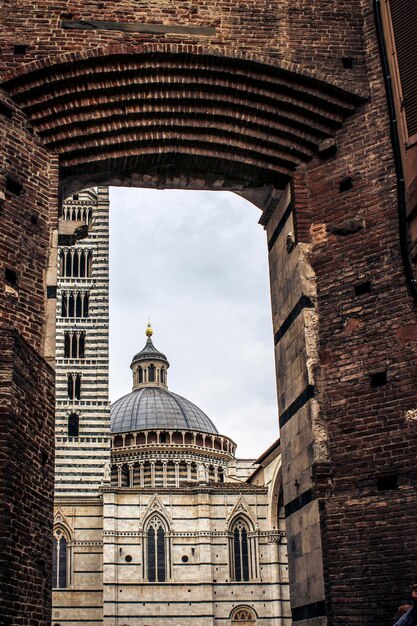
110;387;219;435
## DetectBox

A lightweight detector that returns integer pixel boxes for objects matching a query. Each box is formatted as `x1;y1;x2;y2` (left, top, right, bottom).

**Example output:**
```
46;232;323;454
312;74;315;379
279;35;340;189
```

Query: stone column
128;464;134;487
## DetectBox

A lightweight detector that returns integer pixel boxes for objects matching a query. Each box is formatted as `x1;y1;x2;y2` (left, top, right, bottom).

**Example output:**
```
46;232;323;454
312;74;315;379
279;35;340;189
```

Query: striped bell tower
54;186;111;496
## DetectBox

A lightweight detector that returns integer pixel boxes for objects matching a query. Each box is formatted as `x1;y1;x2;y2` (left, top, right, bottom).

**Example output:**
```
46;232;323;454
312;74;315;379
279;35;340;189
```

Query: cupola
130;322;169;390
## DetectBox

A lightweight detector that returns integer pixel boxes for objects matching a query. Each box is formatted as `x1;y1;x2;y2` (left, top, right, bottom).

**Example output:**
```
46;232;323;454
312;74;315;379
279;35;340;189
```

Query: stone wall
53;484;290;625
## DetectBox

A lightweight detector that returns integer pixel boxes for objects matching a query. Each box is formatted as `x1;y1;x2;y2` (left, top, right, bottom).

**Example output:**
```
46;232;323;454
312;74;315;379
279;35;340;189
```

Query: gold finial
146;319;153;338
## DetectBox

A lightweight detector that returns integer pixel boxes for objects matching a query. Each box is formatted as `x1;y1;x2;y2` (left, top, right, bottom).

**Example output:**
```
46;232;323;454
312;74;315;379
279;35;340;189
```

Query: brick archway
1;5;417;626
2;44;363;198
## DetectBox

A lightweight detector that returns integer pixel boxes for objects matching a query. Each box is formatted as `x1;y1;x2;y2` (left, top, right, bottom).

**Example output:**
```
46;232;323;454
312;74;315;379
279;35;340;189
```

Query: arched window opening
74;374;81;399
87;251;93;277
179;461;187;483
122;464;129;487
52;528;69;589
167;461;176;486
231;606;256;624
72;251;79;277
64;333;71;358
146;515;168;582
62;292;89;318
79;333;85;358
83;293;89;317
138;366;143;383
59;250;65;275
68;292;75;317
63;250;69;276
64;332;86;359
191;462;197;481
140;461;149;486
148;364;155;382
67;373;81;400
160;367;165;384
61;293;68;317
79;251;85;277
75;293;82;317
231;519;251;582
154;461;163;487
68;413;79;437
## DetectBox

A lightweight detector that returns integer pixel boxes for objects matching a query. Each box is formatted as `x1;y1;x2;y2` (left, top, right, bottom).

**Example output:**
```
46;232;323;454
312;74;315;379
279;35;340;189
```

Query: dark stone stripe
292;600;326;621
279;385;315;428
62;20;216;36
267;202;292;252
274;295;314;345
285;489;313;518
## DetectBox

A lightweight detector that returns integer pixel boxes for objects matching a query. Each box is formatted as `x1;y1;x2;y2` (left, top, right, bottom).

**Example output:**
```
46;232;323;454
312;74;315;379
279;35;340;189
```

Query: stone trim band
291;600;326;621
274;295;314;345
279;385;315;428
267;202;292;252
284;488;313;518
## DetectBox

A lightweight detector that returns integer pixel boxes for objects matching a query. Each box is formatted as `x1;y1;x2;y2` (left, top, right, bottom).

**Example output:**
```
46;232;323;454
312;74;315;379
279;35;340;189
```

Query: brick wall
0;89;58;624
0;329;55;626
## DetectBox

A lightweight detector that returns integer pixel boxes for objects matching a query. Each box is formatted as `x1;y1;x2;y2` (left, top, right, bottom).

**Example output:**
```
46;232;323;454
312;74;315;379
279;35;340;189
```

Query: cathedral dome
110;387;219;435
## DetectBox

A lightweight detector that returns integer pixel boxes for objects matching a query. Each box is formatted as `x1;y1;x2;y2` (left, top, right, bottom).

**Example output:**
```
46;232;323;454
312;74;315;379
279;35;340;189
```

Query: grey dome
111;387;218;435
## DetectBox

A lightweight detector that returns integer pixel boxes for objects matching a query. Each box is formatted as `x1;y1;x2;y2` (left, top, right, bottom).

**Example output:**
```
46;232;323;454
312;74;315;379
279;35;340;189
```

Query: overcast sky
109;188;279;459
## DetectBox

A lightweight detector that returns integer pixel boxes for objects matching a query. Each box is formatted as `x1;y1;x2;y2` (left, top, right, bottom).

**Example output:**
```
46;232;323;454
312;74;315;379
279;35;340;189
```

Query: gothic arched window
145;515;168;582
52;528;70;589
233;520;249;581
229;516;257;582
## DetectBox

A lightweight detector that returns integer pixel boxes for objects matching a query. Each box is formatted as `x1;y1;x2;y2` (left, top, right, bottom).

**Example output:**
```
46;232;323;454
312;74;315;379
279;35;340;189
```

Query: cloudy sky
109;188;279;459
